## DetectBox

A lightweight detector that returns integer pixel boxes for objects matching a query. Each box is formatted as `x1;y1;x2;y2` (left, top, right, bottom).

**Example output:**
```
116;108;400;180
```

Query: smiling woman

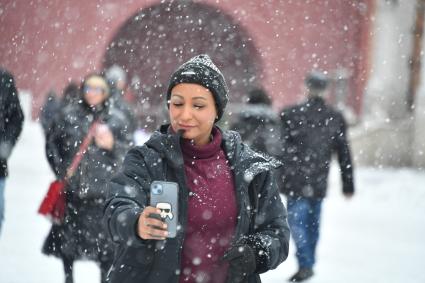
104;54;290;283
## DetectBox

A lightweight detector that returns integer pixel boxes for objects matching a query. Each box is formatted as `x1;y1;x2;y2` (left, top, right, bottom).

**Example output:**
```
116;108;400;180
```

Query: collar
180;127;222;159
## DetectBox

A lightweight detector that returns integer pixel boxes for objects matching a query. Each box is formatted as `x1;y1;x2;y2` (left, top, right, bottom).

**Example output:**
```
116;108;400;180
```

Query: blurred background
0;0;424;282
1;0;424;167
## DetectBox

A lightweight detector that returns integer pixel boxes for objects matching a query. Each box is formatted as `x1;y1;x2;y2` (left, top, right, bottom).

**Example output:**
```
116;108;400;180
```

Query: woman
104;55;290;283
43;74;132;283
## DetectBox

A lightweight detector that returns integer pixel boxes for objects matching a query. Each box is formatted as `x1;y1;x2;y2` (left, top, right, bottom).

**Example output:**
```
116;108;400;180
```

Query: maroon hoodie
178;127;237;283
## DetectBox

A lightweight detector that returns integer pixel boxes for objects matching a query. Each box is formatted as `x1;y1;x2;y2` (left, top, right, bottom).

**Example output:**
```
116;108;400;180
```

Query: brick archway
103;0;262;128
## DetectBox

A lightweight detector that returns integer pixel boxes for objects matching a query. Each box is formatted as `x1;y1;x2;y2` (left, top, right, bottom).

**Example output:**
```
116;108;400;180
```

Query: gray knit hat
166;54;229;121
105;64;127;85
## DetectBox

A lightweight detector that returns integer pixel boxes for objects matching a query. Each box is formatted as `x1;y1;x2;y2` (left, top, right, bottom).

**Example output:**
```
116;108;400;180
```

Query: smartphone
150;181;179;238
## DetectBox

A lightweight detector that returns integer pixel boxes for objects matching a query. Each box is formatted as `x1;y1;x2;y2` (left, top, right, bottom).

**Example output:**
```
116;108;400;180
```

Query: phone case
150;181;179;238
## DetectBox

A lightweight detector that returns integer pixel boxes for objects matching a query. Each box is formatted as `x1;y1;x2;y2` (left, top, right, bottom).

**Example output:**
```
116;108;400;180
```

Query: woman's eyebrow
170;94;184;99
192;96;207;101
170;94;207;101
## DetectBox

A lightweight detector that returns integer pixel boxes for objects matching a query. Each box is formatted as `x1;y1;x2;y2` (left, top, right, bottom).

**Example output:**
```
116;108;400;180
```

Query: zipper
162;164;190;283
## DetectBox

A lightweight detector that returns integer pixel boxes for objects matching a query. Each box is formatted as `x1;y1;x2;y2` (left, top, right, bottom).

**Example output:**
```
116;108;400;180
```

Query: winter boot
288;268;314;282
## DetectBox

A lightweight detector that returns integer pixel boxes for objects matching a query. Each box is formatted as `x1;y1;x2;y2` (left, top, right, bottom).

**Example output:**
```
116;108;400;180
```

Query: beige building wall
413;25;425;168
351;0;422;168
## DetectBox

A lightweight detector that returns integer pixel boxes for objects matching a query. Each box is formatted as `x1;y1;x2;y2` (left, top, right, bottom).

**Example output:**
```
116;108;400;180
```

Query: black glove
223;244;256;283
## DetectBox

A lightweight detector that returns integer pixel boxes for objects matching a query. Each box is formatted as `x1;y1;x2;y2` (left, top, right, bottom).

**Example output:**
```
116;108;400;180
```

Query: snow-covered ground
1;95;425;283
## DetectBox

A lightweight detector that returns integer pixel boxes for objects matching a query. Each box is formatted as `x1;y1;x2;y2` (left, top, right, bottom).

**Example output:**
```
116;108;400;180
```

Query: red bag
38;180;66;224
38;121;99;223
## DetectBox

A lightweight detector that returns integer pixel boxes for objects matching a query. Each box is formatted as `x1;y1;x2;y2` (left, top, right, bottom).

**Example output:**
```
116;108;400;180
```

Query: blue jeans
0;178;5;236
287;196;322;269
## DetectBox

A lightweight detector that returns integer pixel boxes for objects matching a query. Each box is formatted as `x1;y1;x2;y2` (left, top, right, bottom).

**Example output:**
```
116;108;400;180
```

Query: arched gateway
103;0;262;129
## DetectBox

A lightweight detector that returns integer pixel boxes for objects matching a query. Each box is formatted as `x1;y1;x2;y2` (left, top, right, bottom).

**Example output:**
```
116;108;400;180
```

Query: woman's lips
178;124;195;130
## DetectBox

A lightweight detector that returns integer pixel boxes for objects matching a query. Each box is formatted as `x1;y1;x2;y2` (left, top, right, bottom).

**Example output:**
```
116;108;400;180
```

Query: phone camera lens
152;184;163;194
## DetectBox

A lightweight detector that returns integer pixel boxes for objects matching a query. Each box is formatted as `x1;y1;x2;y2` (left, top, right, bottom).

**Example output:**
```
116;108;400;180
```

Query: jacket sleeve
278;111;293;161
103;147;152;247
0;77;24;159
334;115;355;194
244;169;290;273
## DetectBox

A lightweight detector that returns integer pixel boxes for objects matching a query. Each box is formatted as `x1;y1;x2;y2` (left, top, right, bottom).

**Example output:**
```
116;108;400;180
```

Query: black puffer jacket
279;97;354;199
43;99;132;261
103;126;290;283
0;69;24;177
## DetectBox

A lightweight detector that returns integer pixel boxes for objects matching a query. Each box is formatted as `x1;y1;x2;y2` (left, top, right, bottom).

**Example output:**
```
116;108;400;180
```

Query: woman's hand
137;206;168;240
94;124;114;150
223;244;256;283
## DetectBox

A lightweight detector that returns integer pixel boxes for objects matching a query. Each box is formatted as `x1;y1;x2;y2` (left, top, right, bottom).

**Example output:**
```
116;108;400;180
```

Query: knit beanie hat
166;54;229;121
105;64;127;85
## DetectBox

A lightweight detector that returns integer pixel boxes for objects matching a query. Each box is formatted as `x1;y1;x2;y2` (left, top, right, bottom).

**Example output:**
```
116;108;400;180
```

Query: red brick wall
0;0;372;118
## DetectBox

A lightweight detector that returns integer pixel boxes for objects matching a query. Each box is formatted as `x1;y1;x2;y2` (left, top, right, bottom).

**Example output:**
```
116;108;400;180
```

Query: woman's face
83;76;108;107
169;83;217;145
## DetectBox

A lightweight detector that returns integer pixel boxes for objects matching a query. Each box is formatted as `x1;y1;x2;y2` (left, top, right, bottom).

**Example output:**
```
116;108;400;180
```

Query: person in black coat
279;71;355;282
0;68;24;236
103;54;290;283
230;87;282;157
42;74;132;283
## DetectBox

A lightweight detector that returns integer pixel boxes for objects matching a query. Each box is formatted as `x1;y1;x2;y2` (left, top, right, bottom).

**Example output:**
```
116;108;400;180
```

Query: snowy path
1;95;424;282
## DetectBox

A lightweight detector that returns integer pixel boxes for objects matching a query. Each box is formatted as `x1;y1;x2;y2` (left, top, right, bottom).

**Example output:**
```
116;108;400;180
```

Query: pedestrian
105;64;137;140
230;87;282;157
103;54;290;283
279;70;355;282
0;68;24;236
42;74;133;283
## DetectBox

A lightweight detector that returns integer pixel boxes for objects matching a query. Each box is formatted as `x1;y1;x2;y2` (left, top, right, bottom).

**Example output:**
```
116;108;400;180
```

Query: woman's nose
180;105;192;120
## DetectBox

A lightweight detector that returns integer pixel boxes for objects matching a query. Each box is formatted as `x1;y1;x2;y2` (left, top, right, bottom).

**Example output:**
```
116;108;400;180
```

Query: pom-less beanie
166;54;229;121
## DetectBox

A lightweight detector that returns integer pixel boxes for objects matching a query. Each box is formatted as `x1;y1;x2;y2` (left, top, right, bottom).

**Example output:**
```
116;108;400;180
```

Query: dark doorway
103;0;262;130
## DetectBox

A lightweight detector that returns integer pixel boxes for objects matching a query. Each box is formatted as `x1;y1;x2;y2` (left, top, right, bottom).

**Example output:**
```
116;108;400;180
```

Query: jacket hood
144;124;185;168
221;129;282;182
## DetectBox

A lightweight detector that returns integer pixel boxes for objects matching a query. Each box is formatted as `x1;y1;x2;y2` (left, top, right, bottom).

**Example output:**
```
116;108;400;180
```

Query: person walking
42;74;132;283
0;68;24;236
103;54;290;283
279;71;355;282
230;87;281;157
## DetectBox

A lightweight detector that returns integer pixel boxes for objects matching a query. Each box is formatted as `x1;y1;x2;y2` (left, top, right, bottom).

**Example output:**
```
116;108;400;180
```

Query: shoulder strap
65;120;99;180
